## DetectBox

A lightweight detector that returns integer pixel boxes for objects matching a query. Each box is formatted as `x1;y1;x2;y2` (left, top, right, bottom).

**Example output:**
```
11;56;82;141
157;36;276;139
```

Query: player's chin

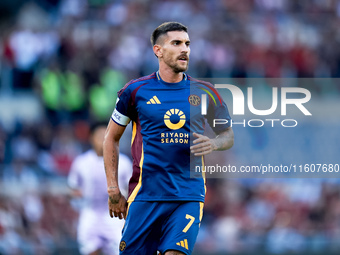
175;64;188;73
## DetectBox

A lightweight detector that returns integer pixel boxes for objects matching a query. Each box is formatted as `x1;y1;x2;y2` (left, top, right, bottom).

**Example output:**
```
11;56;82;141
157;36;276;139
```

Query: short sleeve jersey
111;72;231;203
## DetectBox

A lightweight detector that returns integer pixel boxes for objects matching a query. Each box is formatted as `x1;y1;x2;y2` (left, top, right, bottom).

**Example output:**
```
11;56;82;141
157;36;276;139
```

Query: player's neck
158;67;183;83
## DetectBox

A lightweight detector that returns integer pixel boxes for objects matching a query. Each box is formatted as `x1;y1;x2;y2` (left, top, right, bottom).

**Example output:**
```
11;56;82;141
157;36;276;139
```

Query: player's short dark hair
151;22;188;46
89;121;107;135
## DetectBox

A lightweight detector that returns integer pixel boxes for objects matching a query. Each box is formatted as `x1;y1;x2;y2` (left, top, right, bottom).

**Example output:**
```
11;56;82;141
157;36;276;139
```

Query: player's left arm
190;127;234;156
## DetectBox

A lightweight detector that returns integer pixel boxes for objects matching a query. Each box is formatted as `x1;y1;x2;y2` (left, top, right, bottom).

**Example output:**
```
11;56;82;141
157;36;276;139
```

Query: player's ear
153;44;162;58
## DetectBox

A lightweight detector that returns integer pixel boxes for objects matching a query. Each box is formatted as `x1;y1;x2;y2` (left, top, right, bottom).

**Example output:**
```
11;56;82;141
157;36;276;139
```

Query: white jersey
68;150;132;255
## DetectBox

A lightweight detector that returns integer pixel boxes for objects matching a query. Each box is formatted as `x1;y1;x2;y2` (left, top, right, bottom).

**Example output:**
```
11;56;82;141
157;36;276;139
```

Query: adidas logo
147;96;161;104
176;239;188;250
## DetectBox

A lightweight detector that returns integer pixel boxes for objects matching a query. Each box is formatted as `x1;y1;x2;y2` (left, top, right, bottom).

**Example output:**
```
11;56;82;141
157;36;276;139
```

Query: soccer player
68;122;132;255
103;22;234;255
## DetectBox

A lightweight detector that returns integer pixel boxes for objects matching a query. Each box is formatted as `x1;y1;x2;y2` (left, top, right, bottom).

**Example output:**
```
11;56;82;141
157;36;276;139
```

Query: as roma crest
188;95;201;106
120;241;126;251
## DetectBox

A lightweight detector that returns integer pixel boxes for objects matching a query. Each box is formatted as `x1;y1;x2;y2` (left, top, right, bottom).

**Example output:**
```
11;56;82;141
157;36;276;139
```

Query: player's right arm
103;119;127;220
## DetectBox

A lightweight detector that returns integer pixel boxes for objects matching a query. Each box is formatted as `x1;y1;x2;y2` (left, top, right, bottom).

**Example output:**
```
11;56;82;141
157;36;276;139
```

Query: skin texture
153;31;190;83
103;121;127;220
190;128;234;156
103;29;234;254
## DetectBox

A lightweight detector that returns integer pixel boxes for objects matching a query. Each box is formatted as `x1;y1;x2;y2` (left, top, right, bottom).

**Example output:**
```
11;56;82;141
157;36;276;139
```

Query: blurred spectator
51;123;82;176
67;122;132;255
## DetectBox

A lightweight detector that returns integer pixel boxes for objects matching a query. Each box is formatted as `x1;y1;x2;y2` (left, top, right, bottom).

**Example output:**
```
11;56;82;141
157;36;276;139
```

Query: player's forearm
103;136;120;193
103;120;127;203
212;127;234;151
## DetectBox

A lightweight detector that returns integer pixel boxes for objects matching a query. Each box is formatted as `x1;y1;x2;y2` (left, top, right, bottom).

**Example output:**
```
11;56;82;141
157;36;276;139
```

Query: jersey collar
156;71;188;86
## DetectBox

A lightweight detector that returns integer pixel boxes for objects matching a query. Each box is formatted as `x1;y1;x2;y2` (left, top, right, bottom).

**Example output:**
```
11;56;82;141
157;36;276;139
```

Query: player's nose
180;47;190;57
182;45;189;53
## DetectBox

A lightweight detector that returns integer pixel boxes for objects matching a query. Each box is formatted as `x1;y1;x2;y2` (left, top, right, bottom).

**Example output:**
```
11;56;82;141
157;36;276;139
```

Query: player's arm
190;127;234;156
103;119;127;219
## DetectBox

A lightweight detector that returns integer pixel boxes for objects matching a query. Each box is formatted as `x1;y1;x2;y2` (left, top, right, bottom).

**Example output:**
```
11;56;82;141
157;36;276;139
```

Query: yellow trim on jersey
199;202;204;222
126;202;131;217
122;202;132;229
131;122;137;146
199;156;206;228
201;156;206;195
127;145;144;203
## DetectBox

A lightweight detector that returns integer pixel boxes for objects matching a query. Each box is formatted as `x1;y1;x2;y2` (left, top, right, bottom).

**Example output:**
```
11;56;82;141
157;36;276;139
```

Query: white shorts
77;209;125;255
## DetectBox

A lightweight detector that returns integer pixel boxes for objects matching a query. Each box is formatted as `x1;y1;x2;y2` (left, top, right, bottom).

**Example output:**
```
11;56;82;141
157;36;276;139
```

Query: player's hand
108;189;128;220
190;132;216;156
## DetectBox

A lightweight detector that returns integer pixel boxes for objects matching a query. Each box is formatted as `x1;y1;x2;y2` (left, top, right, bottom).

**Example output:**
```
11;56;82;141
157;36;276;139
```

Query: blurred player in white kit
68;122;132;255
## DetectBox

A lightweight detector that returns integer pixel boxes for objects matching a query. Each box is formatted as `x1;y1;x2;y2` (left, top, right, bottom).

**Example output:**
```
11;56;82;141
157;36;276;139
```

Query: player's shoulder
188;75;223;105
188;75;215;90
118;72;157;97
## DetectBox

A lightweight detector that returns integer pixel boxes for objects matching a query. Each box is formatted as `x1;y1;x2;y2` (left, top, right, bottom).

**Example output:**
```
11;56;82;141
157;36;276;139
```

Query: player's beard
164;55;189;73
171;62;188;73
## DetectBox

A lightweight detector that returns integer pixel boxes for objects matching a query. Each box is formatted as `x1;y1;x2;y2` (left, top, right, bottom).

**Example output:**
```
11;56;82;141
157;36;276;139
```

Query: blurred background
1;0;340;254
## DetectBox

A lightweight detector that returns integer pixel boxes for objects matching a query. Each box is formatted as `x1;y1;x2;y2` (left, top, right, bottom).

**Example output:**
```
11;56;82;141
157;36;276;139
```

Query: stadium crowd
1;0;340;254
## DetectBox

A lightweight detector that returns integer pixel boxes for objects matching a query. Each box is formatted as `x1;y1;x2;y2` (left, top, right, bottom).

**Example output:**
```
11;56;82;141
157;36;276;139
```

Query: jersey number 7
182;214;195;233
